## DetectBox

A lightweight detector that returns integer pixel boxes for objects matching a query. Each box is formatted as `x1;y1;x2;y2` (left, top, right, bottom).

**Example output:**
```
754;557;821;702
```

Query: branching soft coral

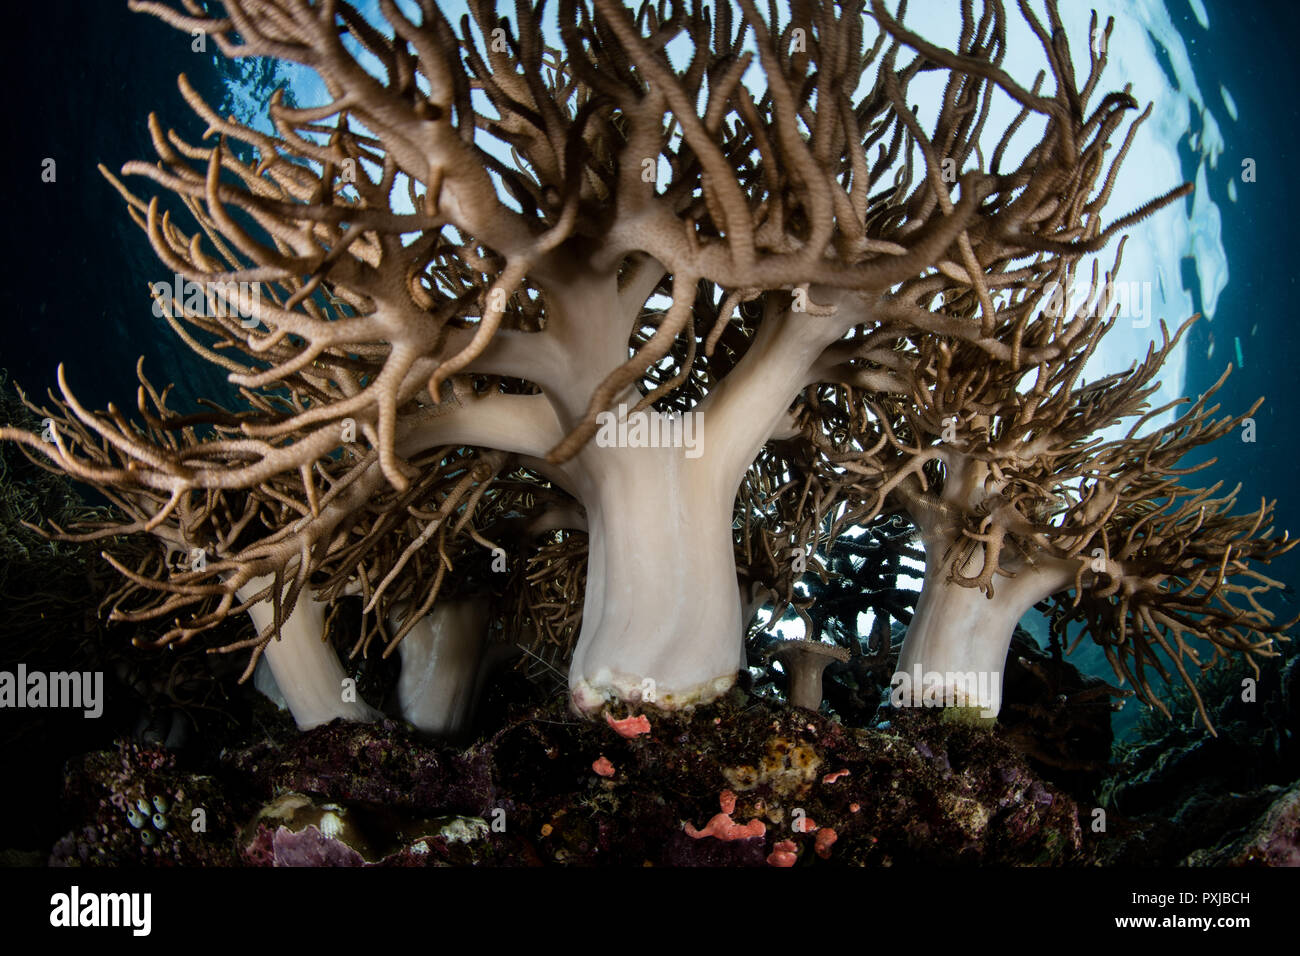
1;0;1284;735
831;307;1294;725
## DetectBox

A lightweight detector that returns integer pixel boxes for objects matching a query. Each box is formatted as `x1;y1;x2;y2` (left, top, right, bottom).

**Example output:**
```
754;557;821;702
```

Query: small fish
1234;336;1245;369
1281;584;1296;605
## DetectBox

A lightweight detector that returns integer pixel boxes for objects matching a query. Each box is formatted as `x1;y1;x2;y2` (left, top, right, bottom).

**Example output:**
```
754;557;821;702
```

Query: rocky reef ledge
31;639;1300;868
49;691;1096;866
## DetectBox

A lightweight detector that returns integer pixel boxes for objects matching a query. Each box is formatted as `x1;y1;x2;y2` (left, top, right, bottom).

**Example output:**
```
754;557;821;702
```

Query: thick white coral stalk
895;557;1069;716
237;576;379;729
568;439;744;711
896;458;1077;717
391;599;490;737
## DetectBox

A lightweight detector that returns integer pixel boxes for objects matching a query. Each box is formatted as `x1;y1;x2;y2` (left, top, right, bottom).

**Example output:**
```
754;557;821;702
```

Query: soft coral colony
2;0;1292;735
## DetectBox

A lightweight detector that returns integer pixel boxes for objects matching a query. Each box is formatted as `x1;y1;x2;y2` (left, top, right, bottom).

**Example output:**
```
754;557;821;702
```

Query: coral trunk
393;599;489;737
568;446;743;711
239;576;379;729
895;557;1069;717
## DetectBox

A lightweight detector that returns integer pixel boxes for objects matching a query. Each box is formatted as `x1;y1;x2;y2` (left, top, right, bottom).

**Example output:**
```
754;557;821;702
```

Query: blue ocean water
1059;0;1300;734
